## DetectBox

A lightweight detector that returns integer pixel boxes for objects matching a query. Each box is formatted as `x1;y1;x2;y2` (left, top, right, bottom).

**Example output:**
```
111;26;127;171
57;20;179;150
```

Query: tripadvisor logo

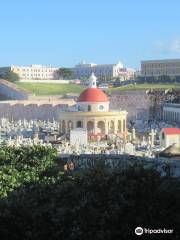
135;227;143;235
135;227;174;235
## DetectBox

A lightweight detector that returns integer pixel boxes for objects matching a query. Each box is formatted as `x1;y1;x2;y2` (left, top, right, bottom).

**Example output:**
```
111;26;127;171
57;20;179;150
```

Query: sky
0;0;180;69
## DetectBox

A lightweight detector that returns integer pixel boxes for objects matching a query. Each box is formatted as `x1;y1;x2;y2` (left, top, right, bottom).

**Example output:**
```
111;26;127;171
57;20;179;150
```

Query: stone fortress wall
110;90;151;121
0;79;75;120
0;79;151;121
0;100;75;120
0;79;33;100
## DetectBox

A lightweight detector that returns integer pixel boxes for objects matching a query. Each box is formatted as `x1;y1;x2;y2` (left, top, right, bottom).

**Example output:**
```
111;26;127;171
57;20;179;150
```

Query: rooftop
141;59;180;63
163;128;180;135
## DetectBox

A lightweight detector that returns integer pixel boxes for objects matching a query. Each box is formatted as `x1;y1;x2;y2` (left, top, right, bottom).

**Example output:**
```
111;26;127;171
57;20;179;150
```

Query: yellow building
59;73;127;141
11;65;58;80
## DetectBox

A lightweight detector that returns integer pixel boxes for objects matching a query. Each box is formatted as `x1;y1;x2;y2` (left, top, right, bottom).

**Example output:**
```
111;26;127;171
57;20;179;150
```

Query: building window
162;132;165;140
88;105;91;111
99;105;104;110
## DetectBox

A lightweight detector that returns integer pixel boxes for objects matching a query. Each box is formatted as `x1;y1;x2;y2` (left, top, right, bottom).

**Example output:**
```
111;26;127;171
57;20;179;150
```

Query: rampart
110;90;151;121
0;99;75;120
0;79;33;100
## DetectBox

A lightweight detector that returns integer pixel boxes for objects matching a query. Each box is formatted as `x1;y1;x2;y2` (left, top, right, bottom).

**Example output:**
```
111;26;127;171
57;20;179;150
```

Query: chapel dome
77;88;109;102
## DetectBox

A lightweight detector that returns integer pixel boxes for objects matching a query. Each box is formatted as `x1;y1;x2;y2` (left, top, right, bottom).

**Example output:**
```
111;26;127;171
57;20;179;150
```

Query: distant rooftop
163;128;180;135
142;59;180;63
11;64;58;68
75;60;124;68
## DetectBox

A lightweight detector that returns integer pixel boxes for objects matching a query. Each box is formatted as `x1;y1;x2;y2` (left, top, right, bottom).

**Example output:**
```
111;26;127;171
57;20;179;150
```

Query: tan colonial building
59;73;127;140
0;65;58;80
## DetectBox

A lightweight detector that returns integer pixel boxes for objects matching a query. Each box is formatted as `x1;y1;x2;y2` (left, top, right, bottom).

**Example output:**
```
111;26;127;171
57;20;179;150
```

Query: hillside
16;82;85;96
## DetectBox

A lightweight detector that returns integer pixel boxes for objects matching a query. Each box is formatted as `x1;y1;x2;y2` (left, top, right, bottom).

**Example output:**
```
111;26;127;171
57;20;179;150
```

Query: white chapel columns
105;120;108;134
114;119;118;134
94;119;98;134
83;118;87;129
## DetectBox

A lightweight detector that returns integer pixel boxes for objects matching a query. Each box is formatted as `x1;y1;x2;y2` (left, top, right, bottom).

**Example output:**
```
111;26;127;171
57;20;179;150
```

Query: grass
109;83;180;92
16;82;180;96
16;82;85;96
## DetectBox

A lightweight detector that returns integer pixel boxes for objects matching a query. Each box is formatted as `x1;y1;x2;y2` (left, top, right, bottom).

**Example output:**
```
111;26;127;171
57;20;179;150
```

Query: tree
0;145;58;198
4;70;20;82
0;162;179;240
57;68;74;79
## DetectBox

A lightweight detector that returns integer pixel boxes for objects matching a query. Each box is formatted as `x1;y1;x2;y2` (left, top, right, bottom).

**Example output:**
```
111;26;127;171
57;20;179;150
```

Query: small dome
77;88;109;102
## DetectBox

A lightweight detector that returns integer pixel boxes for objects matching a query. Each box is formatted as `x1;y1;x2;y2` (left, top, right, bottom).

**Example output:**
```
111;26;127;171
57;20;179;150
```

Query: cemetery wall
0;100;75;120
60;154;180;177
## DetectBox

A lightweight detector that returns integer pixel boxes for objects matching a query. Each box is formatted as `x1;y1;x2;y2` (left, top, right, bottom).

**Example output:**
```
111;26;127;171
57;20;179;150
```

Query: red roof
163;128;180;135
77;88;109;102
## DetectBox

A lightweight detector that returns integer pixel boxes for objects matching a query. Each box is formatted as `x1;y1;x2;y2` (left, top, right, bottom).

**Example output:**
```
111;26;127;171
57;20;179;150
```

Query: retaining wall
0;100;74;120
0;79;33;100
110;90;150;121
59;154;180;177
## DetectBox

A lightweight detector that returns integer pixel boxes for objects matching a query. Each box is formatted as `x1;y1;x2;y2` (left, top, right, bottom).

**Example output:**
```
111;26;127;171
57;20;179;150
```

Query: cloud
153;39;180;53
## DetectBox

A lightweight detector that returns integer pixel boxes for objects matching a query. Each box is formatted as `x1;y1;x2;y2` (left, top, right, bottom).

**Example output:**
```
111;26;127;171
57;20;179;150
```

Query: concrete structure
159;144;180;158
141;59;180;77
73;60;128;79
0;99;75;121
58;154;180;177
0;79;33;100
110;90;150;121
59;73;127;140
160;128;180;148
163;103;180;124
0;65;58;80
70;128;88;146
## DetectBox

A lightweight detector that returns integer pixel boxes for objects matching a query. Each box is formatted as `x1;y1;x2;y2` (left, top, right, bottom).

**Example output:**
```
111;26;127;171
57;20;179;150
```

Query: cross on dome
89;72;97;88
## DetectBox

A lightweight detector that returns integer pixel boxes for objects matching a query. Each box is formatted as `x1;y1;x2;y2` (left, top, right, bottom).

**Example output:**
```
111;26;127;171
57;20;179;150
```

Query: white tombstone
149;129;156;147
141;136;147;147
132;127;136;140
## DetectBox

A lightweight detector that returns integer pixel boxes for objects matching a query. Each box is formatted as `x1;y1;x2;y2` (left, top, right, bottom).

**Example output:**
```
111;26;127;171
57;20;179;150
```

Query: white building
70;128;88;146
163;103;180;124
0;65;59;80
73;60;129;79
141;59;180;77
160;128;180;148
118;68;135;81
